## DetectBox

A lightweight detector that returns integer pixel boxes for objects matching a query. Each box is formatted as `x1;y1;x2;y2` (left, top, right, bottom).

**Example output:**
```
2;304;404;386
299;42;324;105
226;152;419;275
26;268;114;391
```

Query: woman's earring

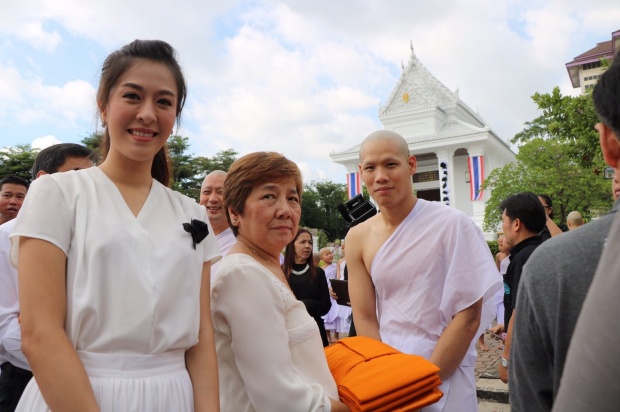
101;121;107;128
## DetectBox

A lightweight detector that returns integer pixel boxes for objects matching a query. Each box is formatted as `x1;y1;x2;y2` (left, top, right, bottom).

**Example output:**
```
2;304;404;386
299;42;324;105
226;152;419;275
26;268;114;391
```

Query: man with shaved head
566;211;584;230
199;170;234;278
346;130;501;411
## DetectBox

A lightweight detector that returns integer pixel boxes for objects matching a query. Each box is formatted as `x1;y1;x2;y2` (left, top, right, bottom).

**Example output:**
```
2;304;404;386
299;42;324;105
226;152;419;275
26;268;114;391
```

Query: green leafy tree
208;149;238;172
483;138;612;231
300;180;348;245
512;87;601;168
0;145;39;181
168;135;203;198
81;133;103;154
81;132;238;199
484;87;613;232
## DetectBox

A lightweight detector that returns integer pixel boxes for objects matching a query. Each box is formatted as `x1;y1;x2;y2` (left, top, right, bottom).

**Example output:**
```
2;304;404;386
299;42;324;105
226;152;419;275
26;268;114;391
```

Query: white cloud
1;0;617;183
19;21;62;52
32;135;62;150
0;65;96;130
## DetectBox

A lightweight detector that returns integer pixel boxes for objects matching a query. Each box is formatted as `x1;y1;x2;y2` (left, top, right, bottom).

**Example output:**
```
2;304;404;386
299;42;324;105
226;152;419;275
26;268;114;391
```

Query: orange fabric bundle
325;336;443;412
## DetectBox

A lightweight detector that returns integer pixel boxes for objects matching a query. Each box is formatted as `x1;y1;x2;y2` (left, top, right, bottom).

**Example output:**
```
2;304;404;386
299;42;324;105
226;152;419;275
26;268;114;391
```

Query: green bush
487;240;499;256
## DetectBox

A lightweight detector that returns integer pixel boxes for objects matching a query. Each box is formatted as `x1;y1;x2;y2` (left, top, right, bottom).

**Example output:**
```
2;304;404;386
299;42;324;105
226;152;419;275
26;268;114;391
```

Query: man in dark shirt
496;192;546;383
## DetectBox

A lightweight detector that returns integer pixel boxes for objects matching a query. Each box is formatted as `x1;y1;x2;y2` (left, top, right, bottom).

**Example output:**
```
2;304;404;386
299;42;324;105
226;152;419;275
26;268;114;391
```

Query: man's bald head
359;130;410;161
567;211;584;230
200;170;228;234
202;170;227;185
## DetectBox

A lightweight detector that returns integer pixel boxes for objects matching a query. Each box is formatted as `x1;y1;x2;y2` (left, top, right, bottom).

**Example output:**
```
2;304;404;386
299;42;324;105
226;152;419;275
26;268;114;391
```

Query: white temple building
330;44;515;237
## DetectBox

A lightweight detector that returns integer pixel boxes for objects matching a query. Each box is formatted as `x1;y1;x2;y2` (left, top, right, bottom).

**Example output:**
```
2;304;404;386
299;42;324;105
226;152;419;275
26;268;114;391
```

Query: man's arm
430;299;482;381
498;310;514;383
346;227;380;341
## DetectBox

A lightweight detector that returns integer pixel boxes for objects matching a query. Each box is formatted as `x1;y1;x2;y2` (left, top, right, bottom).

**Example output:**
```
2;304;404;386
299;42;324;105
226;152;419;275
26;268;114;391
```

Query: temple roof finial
410;40;414;53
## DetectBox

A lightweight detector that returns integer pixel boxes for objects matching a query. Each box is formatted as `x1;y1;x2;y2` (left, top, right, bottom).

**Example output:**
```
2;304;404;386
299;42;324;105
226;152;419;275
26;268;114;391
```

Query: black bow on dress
183;219;210;249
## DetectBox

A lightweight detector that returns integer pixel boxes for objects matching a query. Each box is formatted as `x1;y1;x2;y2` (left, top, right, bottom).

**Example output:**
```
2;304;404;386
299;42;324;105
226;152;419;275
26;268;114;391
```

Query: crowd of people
0;38;619;412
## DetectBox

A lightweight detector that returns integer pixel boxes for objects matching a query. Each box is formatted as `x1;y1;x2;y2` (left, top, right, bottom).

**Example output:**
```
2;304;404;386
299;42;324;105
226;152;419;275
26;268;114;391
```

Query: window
582;61;602;71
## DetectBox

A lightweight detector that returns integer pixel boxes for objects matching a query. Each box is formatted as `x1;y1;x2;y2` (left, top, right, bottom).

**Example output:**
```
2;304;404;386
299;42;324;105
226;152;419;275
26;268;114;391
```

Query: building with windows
330;44;515;237
566;29;619;93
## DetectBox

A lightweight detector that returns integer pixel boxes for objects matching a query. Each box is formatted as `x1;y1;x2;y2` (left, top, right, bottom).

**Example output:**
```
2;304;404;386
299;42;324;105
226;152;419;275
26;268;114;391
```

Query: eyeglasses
542;205;551;209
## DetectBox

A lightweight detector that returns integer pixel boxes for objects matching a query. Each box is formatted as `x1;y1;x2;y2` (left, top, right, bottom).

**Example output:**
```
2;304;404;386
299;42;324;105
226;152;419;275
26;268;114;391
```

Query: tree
81;133;103;154
483;87;614;232
512;87;601;168
300;180;348;246
207;149;238;172
0;145;39;181
3;135;238;200
483;138;612;232
168;135;204;198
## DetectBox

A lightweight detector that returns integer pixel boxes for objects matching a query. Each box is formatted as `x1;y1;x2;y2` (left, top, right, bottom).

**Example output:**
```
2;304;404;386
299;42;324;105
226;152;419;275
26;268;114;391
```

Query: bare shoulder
346;214;391;275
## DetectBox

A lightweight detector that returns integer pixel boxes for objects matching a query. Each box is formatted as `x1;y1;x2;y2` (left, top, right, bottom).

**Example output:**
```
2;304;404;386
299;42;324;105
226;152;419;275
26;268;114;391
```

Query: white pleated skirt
16;350;193;412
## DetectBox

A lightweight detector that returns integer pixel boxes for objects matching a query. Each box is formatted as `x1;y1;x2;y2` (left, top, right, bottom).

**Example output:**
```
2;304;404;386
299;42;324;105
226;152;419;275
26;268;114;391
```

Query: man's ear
596;123;620;168
408;155;417;176
35;171;48;179
512;218;522;233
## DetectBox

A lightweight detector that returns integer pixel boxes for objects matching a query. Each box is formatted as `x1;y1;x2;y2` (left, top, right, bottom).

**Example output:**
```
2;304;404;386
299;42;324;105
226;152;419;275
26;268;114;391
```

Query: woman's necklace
291;264;310;275
236;240;285;276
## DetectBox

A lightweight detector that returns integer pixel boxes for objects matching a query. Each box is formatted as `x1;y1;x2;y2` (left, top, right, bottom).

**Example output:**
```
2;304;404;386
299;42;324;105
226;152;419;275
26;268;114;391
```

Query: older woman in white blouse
210;152;349;412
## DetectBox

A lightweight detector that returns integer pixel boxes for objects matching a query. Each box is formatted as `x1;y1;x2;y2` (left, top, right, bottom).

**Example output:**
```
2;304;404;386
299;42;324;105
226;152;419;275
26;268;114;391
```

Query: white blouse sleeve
10;175;72;266
212;256;331;411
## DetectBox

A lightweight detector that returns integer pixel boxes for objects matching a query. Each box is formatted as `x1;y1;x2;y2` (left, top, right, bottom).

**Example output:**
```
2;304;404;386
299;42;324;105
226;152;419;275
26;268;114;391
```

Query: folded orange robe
325;336;443;412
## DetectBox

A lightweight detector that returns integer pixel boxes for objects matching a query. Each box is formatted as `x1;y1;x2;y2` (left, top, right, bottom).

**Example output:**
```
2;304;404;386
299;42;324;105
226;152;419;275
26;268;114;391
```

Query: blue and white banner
467;156;485;201
347;172;362;199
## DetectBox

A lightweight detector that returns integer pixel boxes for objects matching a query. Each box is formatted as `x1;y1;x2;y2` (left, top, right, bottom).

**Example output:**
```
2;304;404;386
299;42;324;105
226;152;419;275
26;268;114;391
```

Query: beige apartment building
566;29;619;93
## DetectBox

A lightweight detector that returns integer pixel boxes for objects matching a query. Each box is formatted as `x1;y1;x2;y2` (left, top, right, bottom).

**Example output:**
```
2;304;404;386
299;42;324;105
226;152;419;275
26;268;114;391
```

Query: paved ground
475;330;510;410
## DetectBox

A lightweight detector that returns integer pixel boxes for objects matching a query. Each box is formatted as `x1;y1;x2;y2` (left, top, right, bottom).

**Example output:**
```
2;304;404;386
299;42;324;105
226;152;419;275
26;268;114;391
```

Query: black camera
338;194;377;228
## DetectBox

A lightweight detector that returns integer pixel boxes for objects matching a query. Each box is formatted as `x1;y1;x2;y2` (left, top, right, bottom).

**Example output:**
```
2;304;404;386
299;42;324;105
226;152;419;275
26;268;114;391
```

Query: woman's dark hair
223;152;303;236
537;194;554;219
282;228;316;281
96;39;187;186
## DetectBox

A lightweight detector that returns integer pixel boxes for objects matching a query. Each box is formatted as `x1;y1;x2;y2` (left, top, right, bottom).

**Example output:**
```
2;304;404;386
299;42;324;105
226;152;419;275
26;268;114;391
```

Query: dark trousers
348;315;356;337
0;362;33;412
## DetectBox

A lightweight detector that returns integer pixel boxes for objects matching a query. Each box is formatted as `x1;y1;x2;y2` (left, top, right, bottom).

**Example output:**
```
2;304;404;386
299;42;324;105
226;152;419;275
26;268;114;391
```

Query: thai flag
468;156;485;201
347;172;362;199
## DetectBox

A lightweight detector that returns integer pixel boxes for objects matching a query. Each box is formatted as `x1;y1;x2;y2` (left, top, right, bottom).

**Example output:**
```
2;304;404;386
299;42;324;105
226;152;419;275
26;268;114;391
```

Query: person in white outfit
0;143;94;412
319;247;339;343
200;170;235;278
211;152;349;412
346;130;501;412
11;40;220;411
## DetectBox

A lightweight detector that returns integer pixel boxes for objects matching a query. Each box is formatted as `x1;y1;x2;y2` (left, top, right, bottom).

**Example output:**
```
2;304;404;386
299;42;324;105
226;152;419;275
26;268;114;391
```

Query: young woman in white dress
11;40;220;411
211;152;349;411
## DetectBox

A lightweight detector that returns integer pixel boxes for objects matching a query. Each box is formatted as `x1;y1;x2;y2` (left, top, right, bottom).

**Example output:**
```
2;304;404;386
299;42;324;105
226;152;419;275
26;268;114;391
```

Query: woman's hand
329;288;338;300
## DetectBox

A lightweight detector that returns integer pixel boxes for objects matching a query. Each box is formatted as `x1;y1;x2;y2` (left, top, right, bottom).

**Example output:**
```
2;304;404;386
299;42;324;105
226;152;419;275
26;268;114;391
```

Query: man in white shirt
0;143;93;412
0;176;28;225
200;171;234;277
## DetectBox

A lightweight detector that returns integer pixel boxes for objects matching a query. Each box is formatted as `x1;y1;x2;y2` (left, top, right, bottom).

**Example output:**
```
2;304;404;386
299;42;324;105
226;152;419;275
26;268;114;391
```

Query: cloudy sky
1;0;618;184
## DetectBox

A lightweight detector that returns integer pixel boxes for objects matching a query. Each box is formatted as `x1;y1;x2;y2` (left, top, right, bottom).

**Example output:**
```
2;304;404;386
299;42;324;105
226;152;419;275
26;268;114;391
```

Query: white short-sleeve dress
10;167;220;412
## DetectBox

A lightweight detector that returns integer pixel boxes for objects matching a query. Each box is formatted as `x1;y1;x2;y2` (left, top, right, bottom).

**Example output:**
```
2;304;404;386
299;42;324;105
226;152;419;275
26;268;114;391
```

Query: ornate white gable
380;44;458;115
